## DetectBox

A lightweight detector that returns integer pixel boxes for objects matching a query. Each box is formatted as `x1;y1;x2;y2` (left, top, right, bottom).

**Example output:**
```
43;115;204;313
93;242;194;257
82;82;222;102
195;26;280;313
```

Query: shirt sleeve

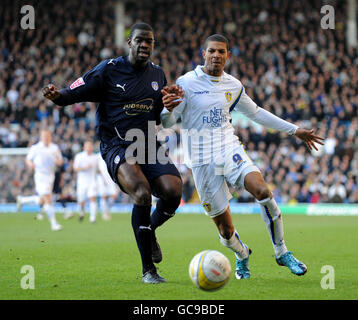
26;146;35;161
53;59;109;106
73;154;80;170
235;87;298;135
161;76;187;128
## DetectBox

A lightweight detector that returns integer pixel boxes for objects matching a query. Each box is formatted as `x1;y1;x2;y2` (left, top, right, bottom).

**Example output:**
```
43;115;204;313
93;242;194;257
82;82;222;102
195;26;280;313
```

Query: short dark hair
129;22;154;39
204;34;229;51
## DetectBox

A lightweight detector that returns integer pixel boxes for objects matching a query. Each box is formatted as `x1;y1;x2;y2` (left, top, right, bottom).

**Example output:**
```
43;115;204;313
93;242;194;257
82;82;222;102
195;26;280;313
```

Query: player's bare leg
150;175;182;263
116;162;165;283
212;207;251;279
244;171;307;275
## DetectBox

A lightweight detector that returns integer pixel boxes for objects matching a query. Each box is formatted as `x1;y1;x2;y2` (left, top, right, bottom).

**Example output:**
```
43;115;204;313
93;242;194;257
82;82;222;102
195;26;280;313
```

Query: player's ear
225;51;231;66
127;37;132;48
201;49;206;59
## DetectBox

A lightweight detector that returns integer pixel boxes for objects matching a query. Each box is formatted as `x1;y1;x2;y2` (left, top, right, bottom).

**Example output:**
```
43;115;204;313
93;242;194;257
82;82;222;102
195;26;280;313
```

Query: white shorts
97;175;119;197
192;143;260;218
77;181;97;202
34;173;54;196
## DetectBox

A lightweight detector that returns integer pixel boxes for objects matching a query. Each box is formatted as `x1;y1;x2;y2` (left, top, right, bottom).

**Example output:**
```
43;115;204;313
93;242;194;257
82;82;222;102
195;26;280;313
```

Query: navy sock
131;204;154;274
150;198;178;231
60;199;66;208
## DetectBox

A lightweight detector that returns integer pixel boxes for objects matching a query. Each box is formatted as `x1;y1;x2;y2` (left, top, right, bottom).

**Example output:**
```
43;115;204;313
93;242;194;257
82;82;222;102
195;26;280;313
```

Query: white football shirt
161;65;298;168
73;151;98;185
26;141;62;175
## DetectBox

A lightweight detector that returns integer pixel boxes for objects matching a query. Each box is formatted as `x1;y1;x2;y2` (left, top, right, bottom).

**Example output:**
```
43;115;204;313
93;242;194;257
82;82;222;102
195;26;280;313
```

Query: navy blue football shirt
53;56;167;156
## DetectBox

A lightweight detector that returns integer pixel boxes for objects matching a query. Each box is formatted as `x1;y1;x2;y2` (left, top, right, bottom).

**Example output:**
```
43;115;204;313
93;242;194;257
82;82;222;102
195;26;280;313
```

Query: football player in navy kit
42;23;183;284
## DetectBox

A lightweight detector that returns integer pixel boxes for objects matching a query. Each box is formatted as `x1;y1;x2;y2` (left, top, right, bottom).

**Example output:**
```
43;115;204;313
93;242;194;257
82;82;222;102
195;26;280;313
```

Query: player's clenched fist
42;84;60;101
161;84;184;112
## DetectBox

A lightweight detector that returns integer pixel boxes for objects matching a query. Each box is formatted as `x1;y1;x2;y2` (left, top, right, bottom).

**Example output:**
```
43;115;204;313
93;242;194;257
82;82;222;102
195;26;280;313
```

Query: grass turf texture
1;213;357;300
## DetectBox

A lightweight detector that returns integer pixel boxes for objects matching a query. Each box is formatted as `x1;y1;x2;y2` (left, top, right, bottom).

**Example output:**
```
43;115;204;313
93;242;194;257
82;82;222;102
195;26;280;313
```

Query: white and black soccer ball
189;250;231;291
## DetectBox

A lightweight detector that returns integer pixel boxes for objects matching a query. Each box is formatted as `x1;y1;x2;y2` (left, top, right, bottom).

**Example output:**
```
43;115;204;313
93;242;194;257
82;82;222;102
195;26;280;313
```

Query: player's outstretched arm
294;128;324;151
236;88;325;151
42;60;107;107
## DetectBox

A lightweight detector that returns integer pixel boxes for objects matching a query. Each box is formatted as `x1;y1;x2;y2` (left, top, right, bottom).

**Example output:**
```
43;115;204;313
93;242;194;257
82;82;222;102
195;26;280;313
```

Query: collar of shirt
123;55;150;74
38;141;50;148
194;65;228;83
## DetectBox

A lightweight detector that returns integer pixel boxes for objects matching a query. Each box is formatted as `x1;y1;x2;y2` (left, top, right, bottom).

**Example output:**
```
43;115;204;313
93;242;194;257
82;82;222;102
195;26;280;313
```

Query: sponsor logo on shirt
116;83;126;91
123;98;154;116
194;90;209;94
70;77;85;90
202;107;227;127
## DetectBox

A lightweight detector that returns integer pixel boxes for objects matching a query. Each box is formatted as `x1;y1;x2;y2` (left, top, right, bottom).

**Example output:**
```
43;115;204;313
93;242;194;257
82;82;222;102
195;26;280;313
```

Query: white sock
219;230;248;260
89;201;97;222
257;197;287;257
44;204;57;227
108;197;115;208
100;198;109;217
19;195;40;205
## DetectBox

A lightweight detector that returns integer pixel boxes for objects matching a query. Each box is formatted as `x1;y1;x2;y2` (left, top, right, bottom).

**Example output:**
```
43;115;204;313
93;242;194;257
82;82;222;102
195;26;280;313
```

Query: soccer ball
188;250;231;291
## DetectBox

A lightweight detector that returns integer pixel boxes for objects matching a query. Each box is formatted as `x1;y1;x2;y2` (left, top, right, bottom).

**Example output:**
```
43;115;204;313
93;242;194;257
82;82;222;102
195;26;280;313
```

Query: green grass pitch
1;212;357;300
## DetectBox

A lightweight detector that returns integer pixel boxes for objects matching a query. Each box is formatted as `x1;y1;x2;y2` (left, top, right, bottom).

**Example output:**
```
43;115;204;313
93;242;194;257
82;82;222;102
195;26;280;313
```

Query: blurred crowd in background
1;0;357;204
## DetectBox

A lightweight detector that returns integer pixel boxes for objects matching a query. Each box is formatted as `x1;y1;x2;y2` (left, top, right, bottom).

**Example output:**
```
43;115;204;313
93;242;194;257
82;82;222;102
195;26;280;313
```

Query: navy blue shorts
102;142;181;196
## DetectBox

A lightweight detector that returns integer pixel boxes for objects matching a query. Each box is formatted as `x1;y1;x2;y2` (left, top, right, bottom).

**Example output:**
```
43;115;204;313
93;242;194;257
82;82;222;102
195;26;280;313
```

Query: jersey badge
151;81;159;91
203;202;211;213
225;91;232;102
70;77;85;90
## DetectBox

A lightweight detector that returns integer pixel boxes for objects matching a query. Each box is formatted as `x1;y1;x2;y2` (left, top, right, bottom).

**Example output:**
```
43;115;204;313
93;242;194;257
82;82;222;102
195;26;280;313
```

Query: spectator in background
328;179;347;203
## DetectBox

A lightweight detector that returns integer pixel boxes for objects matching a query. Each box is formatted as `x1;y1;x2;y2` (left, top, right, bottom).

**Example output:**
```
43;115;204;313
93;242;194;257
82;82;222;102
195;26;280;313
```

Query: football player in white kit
17;130;63;231
97;154;120;221
161;34;324;279
73;140;98;223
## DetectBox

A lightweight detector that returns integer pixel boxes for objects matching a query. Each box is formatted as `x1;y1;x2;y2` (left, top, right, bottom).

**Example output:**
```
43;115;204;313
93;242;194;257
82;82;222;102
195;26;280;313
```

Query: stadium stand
1;0;357;204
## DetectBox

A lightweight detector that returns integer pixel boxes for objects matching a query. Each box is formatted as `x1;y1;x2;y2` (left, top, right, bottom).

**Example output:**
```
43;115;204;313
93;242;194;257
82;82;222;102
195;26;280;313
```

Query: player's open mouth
138;51;150;57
